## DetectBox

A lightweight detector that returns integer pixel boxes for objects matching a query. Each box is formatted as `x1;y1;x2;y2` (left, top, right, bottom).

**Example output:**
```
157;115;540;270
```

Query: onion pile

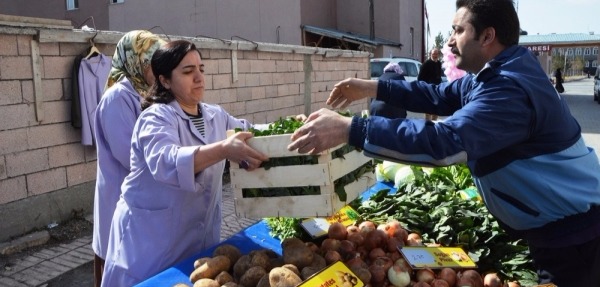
317;221;515;287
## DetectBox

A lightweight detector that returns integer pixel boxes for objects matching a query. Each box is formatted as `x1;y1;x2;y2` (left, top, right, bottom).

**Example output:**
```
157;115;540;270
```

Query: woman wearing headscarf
101;39;270;287
369;62;407;118
92;30;166;287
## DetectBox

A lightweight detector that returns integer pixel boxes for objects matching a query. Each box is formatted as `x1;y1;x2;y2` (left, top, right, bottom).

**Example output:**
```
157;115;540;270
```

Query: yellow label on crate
300;206;359;238
298;261;364;287
400;246;477;268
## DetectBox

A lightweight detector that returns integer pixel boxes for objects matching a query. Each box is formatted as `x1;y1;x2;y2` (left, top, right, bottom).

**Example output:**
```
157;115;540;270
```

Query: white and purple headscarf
383;62;404;75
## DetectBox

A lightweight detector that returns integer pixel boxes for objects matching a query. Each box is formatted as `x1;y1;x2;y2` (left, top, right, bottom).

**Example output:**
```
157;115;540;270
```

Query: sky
425;0;600;47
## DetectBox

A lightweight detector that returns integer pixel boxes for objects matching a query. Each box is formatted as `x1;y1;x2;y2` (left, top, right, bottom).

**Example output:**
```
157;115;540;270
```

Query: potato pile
188;240;328;287
186;220;520;287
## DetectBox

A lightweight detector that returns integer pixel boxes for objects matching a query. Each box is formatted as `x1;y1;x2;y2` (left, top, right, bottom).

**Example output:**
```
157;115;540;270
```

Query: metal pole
369;0;374;40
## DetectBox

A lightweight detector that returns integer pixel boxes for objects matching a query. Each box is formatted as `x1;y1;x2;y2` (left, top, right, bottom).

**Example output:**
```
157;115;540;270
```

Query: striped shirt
185;108;205;136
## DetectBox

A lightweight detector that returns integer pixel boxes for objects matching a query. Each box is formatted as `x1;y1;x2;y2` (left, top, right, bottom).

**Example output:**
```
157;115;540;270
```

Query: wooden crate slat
230;164;330;188
245;134;298;158
328;150;373;180
233;194;336;218
331;173;376;207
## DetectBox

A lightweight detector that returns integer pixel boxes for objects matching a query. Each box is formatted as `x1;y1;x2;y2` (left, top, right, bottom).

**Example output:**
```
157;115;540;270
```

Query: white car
370;57;422;82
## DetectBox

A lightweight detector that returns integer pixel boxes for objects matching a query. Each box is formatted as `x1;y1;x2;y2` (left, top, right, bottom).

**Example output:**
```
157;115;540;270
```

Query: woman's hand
327;78;379;109
224;132;269;171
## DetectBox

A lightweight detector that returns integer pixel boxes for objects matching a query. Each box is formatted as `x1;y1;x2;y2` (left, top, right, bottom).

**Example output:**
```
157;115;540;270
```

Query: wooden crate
230;134;375;218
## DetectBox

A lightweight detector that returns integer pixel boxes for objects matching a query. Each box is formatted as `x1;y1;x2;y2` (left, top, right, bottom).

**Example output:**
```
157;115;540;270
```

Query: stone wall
0;23;370;241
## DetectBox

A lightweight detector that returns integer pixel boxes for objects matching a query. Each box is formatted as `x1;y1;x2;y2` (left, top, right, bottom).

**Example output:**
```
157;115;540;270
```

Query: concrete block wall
0;24;370;242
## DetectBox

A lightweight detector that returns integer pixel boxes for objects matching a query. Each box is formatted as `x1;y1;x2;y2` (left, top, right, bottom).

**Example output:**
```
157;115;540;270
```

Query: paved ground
0;182;259;287
0;77;598;287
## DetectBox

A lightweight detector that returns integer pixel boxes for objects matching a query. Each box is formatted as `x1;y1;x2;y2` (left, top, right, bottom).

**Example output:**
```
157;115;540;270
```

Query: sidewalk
0;182;259;287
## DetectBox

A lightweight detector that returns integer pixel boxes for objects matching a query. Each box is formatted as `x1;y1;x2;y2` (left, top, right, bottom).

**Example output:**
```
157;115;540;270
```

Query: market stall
134;181;393;287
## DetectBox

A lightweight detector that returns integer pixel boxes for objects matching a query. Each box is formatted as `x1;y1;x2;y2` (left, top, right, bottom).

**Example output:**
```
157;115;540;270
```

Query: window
585;48;591;55
66;0;78;10
576;48;582;55
594;47;599;55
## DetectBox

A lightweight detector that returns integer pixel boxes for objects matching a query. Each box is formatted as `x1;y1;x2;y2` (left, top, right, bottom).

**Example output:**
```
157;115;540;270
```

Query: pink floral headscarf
442;43;467;82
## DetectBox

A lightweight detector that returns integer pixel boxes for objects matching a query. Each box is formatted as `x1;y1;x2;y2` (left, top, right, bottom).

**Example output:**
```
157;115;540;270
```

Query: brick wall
0;25;370;241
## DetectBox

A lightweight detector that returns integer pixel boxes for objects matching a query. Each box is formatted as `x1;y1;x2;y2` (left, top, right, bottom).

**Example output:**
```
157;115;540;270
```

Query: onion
387;264;411;287
438;267;457;286
346;225;360;237
458;270;483;287
483;273;502;287
416;268;435;284
407;232;423;246
328;222;348;240
358;221;376;234
430;279;450;287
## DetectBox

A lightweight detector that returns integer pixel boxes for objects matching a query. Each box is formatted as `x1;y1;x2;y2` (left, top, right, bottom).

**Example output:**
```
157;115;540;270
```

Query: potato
256;274;271;287
281;264;300;276
193;257;211;269
282;242;314;270
281;237;305;249
192;278;219;287
239;266;267;287
221;282;239;287
309;253;326;270
214;271;233;285
189;255;231;283
269;266;303;287
233;254;252;279
249;249;271;270
269;256;285;269
212;244;242;266
301;266;321;280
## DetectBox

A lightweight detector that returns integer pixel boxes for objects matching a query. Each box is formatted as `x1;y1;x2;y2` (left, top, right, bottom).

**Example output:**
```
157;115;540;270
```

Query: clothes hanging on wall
71;46;91;129
77;53;111;146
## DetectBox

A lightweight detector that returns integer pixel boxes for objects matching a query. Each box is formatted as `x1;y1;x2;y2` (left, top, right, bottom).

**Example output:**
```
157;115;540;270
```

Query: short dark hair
142;40;201;110
456;0;520;46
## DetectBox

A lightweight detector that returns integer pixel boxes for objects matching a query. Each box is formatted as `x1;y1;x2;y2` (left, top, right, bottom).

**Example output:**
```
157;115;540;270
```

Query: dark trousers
529;236;600;286
94;254;105;287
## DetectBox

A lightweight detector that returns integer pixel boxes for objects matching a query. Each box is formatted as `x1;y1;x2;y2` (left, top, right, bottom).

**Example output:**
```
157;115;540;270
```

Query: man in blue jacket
288;0;600;285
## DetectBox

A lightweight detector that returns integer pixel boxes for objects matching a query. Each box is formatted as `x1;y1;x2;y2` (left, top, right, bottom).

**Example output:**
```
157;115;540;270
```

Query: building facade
0;0;426;61
520;33;600;77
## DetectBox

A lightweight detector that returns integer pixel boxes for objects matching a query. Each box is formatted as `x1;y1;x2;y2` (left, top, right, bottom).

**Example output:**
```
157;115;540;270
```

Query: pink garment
441;44;467;82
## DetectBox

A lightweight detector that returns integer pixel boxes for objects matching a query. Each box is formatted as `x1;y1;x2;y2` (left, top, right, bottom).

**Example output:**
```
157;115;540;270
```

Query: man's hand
327;78;379;109
287;109;352;154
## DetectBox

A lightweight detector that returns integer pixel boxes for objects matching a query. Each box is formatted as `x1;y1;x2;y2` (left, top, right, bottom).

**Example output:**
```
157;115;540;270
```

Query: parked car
594;68;600;104
370;57;422;82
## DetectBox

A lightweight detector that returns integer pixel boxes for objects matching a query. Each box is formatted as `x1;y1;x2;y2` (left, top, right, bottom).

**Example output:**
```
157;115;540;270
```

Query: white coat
101;101;252;287
92;78;142;260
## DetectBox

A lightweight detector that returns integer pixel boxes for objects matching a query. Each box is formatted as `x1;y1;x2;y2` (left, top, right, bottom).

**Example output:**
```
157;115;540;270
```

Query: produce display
265;163;538;286
186;218;527;287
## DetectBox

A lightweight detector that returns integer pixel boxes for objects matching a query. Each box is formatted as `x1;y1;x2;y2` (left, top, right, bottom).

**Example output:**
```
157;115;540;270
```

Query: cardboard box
230;134;374;218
